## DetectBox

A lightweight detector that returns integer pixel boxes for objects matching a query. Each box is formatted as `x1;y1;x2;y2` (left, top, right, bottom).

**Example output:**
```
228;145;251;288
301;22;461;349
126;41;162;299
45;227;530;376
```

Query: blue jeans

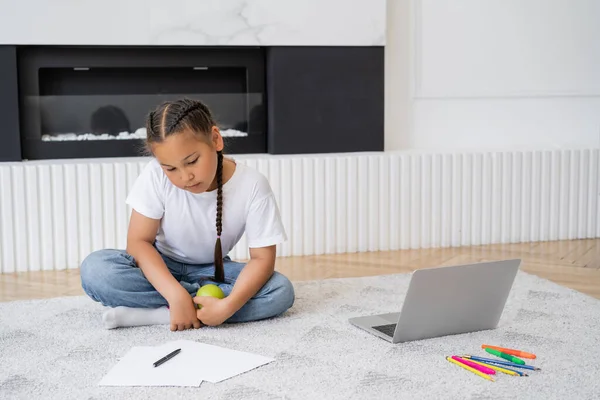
80;249;295;323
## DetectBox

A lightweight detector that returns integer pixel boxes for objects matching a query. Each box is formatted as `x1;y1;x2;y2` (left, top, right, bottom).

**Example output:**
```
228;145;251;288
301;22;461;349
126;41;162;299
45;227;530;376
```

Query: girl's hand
168;290;202;331
193;296;235;326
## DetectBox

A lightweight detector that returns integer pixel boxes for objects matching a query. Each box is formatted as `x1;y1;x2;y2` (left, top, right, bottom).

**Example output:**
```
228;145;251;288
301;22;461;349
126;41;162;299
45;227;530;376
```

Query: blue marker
461;355;541;371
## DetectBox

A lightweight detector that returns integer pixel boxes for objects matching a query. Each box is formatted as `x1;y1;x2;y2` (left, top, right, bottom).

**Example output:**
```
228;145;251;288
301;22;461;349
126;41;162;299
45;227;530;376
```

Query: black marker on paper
153;348;181;368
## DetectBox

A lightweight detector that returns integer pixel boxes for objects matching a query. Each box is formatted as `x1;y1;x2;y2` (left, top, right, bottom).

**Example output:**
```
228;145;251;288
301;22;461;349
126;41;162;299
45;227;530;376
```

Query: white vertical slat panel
568;150;580;240
578;150;589;239
481;153;492;245
267;159;284;255
13;166;28;272
0;167;15;273
357;156;369;252
302;158;315;256
471;153;482;246
368;155;379;252
388;155;400;250
25;166;40;271
410;154;422;249
451;154;462;247
539;151;552;242
420;154;432;249
89;164;104;252
378;154;390;251
440;154;452;247
77;164;92;263
102;163;116;249
256;158;269;178
530;151;541;242
64;164;79;269
521;152;532;243
51;165;66;270
430;153;442;248
589;149;599;238
291;158;303;256
501;152;512;244
510;152;522;243
460;154;472;246
324;157;337;254
313;157;325;255
114;163;128;249
558;150;571;240
399;155;411;249
335;157;348;253
549;151;561;241
279;158;293;257
346;155;358;253
490;153;502;244
38;165;55;271
266;158;280;198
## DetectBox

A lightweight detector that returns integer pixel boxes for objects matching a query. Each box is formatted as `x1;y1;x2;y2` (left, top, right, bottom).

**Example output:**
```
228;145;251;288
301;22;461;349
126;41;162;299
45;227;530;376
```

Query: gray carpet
1;271;600;400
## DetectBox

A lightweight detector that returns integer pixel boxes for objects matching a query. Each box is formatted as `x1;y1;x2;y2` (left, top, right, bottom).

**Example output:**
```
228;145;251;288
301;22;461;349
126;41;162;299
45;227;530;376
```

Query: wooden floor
1;239;599;302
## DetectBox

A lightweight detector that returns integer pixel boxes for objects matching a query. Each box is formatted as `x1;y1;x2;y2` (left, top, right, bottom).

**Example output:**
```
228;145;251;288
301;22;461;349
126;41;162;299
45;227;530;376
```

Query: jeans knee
80;249;130;296
276;273;295;312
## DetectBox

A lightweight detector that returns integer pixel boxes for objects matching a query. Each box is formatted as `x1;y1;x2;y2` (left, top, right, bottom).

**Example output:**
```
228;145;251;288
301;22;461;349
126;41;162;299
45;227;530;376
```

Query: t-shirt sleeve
125;161;165;220
245;176;287;248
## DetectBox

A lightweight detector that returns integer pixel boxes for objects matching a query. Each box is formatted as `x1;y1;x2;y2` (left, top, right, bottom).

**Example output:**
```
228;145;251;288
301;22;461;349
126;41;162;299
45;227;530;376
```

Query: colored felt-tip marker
482;344;536;359
153;348;181;368
452;356;495;375
446;356;495;382
466;358;528;377
485;348;526;365
461;355;541;371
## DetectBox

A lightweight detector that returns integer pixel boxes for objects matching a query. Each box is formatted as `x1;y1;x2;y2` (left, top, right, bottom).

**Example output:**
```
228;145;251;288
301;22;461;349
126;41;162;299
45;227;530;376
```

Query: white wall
385;0;600;151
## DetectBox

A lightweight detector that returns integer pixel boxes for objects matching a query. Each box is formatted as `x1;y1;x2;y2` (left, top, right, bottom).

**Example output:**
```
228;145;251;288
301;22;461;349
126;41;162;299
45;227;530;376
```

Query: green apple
196;284;225;309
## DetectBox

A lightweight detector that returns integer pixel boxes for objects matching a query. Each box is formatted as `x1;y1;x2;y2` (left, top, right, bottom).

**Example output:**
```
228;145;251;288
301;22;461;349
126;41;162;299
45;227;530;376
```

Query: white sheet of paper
99;339;274;386
163;340;275;383
99;343;202;387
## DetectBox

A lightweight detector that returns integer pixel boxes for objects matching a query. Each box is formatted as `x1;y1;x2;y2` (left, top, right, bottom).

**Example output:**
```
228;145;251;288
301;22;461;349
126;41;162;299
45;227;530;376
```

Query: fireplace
1;45;383;161
16;46;266;160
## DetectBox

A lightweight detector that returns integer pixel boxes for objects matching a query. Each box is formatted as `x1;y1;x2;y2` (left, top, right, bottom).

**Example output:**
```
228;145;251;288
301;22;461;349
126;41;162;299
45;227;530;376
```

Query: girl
80;98;295;330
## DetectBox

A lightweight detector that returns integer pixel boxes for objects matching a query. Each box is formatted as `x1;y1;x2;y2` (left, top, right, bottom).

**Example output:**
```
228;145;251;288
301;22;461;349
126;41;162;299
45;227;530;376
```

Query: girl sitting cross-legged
80;98;295;330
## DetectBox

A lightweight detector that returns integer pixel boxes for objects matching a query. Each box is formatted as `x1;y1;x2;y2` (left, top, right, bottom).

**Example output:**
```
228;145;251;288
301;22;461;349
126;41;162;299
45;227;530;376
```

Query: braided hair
145;98;225;282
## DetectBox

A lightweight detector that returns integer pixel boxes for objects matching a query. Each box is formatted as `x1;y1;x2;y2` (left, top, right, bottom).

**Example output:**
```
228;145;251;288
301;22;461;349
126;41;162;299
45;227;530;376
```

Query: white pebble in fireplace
41;128;248;142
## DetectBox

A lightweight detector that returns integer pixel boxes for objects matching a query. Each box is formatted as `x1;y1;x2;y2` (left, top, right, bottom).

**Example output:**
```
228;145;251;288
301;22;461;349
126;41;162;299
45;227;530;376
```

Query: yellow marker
466;359;527;377
446;356;495;382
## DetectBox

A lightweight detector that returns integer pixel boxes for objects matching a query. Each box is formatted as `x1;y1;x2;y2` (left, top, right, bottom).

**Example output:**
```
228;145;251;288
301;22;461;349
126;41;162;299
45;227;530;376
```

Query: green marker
485;348;526;365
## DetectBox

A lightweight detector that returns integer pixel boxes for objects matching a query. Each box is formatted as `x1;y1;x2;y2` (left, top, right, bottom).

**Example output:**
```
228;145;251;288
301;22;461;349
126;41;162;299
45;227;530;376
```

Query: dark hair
146;98;225;283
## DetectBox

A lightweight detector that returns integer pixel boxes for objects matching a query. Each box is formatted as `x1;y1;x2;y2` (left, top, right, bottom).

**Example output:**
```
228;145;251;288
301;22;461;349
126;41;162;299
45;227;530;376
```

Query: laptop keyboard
372;323;397;337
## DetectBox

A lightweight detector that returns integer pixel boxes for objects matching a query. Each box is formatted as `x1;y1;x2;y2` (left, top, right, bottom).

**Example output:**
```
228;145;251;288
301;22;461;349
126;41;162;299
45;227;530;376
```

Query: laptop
348;259;521;343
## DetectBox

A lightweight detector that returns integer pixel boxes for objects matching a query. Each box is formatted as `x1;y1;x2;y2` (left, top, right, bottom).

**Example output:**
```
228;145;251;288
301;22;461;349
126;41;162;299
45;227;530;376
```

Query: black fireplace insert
16;46;266;160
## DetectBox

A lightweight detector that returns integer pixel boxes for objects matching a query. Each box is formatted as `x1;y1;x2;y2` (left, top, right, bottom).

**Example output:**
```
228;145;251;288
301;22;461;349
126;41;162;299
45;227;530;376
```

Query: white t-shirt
125;158;287;264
